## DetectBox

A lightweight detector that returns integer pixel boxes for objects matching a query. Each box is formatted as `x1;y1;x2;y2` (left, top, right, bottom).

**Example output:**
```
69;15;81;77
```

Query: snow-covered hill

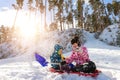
0;31;120;80
99;24;120;46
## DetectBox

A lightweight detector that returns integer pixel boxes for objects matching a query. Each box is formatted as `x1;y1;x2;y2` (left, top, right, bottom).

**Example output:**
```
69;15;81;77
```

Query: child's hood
54;44;63;51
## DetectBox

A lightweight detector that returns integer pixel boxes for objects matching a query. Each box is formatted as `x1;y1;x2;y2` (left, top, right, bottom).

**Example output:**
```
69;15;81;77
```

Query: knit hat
54;44;63;51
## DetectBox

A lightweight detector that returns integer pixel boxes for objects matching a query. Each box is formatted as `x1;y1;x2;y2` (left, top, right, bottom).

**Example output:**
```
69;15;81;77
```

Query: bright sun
0;10;45;39
19;25;36;38
15;11;40;39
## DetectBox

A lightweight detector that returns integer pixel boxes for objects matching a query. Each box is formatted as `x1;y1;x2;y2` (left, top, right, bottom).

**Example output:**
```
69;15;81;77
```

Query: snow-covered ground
0;31;120;80
84;32;120;80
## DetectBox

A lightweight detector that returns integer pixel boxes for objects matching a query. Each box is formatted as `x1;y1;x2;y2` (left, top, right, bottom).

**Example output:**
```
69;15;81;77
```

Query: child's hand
63;57;65;60
72;61;76;66
61;61;66;65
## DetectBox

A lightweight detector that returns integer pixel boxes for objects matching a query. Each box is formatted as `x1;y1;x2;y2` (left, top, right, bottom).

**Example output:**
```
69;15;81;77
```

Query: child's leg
82;61;96;73
75;65;83;72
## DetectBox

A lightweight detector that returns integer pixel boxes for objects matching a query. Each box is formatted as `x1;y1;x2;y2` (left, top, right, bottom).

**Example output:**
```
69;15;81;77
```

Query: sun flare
0;10;45;39
19;25;36;38
14;11;41;39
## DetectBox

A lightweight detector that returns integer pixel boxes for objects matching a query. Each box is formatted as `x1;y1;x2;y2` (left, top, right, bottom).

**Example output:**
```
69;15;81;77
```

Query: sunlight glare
15;11;39;39
19;24;36;38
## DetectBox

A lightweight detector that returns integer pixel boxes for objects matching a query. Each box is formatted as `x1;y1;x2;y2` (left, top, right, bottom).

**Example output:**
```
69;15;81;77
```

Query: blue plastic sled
35;53;48;67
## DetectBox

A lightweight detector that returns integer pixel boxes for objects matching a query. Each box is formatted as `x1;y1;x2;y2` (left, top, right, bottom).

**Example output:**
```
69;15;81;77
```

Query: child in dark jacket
50;44;65;70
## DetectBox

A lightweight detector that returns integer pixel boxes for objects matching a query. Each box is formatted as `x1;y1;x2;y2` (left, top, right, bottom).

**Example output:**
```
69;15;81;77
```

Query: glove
61;61;66;65
69;63;74;68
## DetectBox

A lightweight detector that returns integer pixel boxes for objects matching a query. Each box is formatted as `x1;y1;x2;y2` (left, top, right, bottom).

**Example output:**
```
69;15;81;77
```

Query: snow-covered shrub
36;28;86;57
49;22;58;31
99;24;120;46
54;28;86;52
0;42;16;59
0;40;33;59
116;31;120;46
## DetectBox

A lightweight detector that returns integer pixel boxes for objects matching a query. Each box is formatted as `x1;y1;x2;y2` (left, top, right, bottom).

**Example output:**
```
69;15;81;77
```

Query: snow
99;24;120;46
0;28;85;59
0;29;120;80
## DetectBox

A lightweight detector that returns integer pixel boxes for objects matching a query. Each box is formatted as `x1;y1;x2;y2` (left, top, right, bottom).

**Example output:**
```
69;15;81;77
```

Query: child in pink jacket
66;36;96;73
66;37;90;65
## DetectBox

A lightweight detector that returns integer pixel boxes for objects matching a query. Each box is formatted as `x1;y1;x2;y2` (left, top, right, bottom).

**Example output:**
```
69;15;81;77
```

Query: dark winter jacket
50;44;64;69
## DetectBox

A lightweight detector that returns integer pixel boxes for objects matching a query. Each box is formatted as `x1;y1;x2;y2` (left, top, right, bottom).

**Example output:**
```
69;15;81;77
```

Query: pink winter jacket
66;46;90;65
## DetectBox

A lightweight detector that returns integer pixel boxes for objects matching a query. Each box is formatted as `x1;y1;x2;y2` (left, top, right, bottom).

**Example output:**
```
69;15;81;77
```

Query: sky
0;0;115;11
0;0;48;29
0;0;15;10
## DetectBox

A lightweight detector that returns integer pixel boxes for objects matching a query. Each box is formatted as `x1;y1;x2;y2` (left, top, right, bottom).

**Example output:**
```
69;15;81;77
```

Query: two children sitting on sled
50;36;96;73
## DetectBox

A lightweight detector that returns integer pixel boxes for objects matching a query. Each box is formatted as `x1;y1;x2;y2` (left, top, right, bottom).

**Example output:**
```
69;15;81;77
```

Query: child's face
72;43;78;49
58;49;63;55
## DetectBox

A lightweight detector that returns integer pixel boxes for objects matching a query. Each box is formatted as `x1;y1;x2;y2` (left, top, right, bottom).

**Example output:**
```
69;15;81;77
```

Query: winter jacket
66;46;90;65
50;44;64;69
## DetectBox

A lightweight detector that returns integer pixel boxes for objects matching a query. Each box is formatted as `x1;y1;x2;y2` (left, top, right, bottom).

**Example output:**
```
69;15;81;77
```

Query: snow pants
75;61;96;73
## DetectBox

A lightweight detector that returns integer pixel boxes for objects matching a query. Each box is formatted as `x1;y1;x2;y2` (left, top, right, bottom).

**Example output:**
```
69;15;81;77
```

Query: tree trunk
62;20;64;30
41;13;42;29
51;10;52;23
60;13;62;31
72;18;74;28
53;8;55;21
44;0;47;29
60;20;62;31
67;22;69;29
13;10;19;28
